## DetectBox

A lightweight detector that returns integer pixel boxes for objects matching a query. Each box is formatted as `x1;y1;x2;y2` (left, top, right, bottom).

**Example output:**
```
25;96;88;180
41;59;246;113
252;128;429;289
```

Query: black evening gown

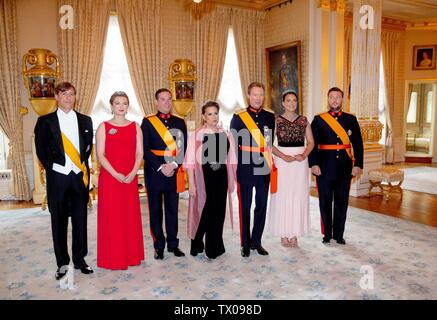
191;132;229;259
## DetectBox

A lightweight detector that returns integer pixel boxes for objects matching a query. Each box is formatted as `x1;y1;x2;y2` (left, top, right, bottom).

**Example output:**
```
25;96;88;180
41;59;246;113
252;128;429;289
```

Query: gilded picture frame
412;45;437;70
265;40;302;115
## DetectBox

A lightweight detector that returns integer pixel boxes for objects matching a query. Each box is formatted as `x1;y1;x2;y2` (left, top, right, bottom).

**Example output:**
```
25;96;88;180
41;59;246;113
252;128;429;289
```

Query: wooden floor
1;162;437;228
311;162;437;228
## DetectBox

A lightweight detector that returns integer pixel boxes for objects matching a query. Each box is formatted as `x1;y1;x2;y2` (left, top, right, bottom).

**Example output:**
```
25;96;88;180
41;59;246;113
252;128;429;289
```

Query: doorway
405;81;436;160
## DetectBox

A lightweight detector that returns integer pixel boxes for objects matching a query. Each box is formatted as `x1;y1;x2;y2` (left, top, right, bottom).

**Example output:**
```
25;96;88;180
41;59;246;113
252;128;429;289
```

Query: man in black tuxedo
309;87;364;245
34;82;94;280
141;88;187;260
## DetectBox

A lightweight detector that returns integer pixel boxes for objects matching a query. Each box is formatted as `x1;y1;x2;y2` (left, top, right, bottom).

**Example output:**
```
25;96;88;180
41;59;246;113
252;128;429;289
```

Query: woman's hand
124;171;137;184
294;154;306;162
189;184;196;197
282;155;296;162
113;172;126;183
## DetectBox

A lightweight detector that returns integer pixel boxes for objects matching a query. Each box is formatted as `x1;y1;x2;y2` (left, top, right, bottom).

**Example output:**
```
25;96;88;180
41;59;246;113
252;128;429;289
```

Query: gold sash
61;132;88;187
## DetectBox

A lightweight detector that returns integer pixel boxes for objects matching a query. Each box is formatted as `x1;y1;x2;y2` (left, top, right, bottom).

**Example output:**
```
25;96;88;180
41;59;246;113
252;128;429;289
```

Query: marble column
329;0;345;88
349;0;384;197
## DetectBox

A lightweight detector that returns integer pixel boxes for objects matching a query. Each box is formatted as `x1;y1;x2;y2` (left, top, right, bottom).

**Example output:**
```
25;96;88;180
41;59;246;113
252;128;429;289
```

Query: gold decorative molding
358;119;384;146
382;17;408;31
19;106;29;116
332;0;345;12
319;0;331;10
406;22;437;31
212;0;291;11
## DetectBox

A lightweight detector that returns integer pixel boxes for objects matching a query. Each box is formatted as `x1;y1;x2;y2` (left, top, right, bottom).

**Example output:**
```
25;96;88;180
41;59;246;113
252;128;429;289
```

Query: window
426;90;433;124
0;128;9;170
217;28;245;129
91;15;143;132
406;92;418;123
378;54;386;145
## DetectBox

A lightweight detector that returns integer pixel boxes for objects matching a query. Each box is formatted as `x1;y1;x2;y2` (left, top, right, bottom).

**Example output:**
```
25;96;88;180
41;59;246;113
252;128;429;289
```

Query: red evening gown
97;121;144;270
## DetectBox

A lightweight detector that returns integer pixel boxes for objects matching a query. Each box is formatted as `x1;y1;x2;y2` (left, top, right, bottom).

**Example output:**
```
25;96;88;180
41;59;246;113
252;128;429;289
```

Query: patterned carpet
1;195;437;300
401;167;437;195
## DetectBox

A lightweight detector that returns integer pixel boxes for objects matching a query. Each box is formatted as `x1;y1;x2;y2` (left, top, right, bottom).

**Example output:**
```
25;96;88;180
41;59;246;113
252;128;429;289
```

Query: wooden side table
368;168;404;201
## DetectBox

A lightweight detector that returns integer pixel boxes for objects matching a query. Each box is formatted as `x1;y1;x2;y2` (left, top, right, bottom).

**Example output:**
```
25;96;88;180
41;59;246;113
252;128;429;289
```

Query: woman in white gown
268;90;314;248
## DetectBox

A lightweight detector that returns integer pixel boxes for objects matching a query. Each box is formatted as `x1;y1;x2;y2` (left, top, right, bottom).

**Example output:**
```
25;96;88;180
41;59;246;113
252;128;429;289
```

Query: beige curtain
0;0;31;200
343;22;352;111
116;0;164;116
381;30;399;162
192;6;232;124
231;8;266;107
57;0;110;115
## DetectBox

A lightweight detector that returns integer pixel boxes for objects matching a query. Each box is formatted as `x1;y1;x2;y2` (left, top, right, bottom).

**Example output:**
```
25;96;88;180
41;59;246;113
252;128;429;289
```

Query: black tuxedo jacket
34;110;93;181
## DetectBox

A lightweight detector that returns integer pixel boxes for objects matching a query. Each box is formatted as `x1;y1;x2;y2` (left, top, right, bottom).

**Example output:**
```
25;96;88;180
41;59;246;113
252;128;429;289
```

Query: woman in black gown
184;101;237;259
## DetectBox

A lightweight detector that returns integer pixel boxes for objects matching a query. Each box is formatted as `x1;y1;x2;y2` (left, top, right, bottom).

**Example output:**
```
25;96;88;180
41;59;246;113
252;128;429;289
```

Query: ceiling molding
406;22;437;31
382;17;408;31
388;0;437;10
211;0;264;10
346;0;437;24
211;0;292;11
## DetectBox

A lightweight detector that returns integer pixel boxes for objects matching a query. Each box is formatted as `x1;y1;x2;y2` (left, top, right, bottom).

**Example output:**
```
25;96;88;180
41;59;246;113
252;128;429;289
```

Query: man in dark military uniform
141;88;187;260
230;82;275;257
309;87;363;245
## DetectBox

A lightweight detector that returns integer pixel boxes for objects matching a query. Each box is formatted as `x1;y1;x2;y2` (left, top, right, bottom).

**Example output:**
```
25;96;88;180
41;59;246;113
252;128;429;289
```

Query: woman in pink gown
268;90;314;248
96;91;144;270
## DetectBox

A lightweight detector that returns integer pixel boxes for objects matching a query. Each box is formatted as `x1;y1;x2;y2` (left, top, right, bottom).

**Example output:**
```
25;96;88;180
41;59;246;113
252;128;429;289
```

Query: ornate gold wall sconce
168;59;197;117
22;48;60;116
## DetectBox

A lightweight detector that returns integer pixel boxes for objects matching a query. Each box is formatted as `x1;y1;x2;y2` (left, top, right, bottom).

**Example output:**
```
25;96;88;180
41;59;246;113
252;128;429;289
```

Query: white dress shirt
52;108;81;175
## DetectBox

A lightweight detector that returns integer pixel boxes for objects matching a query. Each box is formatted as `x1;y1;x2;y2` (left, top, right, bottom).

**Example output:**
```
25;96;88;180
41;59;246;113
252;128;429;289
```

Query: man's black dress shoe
336;238;346;245
250;245;269;255
55;266;68;280
241;247;250;257
154;249;164;260
74;264;94;274
168;247;185;257
322;237;331;244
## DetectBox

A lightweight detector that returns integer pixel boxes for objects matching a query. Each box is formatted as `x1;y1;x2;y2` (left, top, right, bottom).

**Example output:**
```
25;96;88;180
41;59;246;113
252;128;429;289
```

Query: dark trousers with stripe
146;188;179;251
46;170;89;268
237;175;270;249
316;175;352;240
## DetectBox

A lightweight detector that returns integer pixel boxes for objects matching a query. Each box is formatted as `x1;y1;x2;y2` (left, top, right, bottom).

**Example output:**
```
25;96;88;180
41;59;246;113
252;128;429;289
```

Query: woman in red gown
96;91;144;270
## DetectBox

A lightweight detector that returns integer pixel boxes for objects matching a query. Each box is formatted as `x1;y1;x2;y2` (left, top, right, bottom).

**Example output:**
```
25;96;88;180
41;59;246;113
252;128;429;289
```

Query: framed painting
265;40;302;115
412;45;436;70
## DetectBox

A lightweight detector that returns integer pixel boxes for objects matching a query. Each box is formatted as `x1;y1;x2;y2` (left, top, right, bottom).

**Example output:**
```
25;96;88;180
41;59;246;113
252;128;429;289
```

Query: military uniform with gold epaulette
141;111;187;256
308;110;363;243
230;106;275;257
